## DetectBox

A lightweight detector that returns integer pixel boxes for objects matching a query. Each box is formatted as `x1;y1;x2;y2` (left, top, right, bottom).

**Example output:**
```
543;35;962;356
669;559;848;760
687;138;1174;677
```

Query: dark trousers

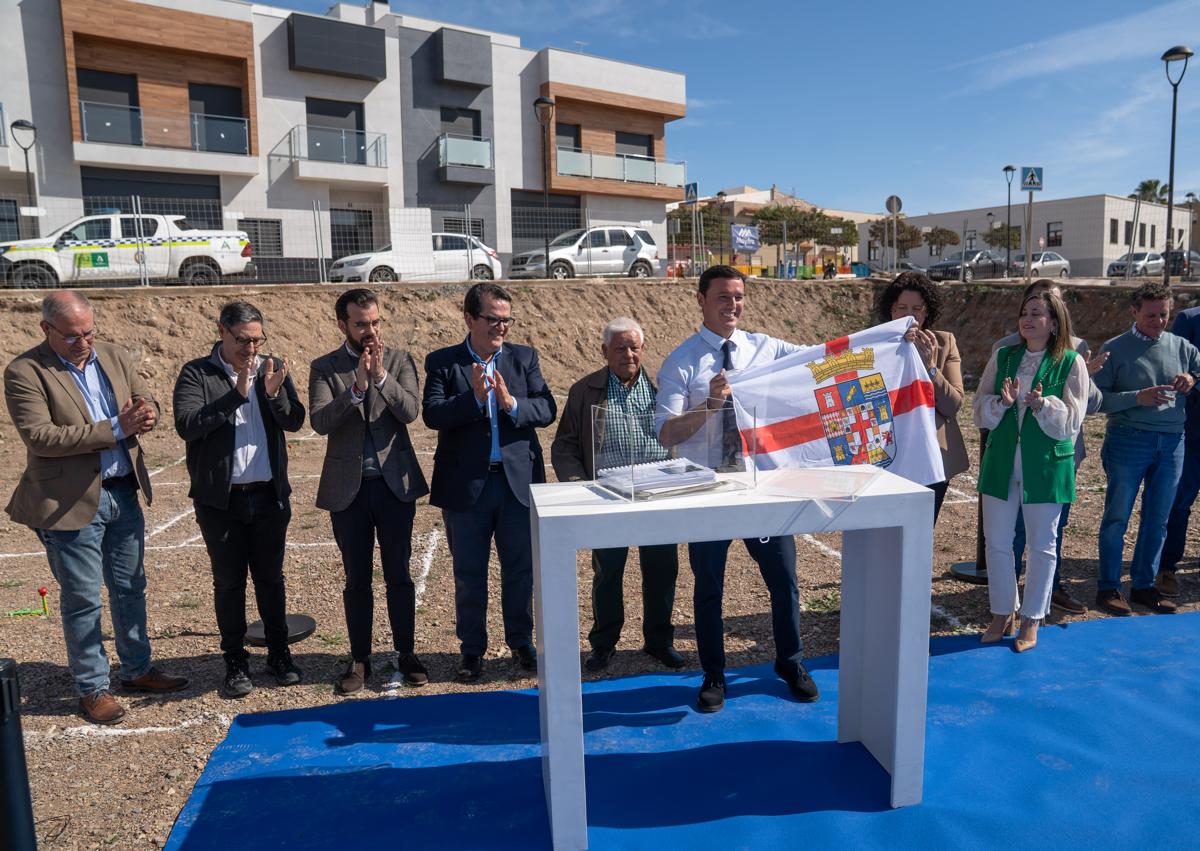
588;544;679;653
442;469;533;656
930;480;949;523
687;535;803;679
330;478;417;662
1013;502;1071;591
194;486;290;662
1162;437;1200;572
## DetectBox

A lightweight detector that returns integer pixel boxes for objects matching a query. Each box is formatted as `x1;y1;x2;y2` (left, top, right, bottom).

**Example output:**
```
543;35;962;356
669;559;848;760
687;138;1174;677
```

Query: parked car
926;249;1009;282
1010;251;1070;278
866;260;927;276
328;232;502;283
1165;250;1200;277
0;213;252;287
1107;252;1164;277
508;225;660;279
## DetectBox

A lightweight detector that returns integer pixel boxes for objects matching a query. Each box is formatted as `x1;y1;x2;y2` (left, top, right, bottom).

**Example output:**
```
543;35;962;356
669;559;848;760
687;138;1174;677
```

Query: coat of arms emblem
807;347;895;468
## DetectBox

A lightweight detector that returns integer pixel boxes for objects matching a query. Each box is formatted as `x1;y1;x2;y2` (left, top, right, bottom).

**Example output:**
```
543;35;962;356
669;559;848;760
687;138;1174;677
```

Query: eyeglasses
352;319;384;331
475;314;516;329
228;333;268;348
49;325;97;345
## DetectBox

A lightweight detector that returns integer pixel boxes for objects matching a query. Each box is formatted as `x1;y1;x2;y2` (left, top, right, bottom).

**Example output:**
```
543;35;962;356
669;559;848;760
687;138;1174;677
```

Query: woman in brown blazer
877;272;968;521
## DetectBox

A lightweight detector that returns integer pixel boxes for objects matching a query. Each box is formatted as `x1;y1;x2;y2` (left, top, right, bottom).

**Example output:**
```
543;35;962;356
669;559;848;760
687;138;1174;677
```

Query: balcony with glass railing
556;148;685;188
286;124;387;168
79;101;249;155
436;133;494;185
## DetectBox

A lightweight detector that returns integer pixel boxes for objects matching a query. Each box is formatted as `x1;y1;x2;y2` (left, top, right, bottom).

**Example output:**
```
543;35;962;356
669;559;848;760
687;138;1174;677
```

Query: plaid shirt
595;370;671;471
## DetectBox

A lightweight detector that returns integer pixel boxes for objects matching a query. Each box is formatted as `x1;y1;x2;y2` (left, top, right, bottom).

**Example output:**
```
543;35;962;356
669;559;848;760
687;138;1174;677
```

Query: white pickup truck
0;213;253;287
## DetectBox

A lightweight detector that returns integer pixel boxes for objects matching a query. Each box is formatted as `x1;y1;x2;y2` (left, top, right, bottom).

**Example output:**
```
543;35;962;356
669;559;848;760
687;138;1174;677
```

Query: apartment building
857;194;1192;278
0;0;687;272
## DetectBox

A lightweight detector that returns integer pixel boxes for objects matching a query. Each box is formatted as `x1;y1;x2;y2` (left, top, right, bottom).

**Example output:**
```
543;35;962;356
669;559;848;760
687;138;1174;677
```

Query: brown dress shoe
80;690;126;725
1050;588;1088;614
1095;589;1133;616
336;661;369;695
1130;587;1178;614
120;667;189;693
1155;570;1180;598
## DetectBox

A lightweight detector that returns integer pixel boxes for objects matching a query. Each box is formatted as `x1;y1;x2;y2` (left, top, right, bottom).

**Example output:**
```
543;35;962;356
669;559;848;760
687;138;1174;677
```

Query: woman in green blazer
972;291;1089;652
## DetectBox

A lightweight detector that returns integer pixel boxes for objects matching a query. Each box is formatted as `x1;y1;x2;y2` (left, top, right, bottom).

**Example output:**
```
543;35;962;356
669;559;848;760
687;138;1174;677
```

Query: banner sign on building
731;224;760;253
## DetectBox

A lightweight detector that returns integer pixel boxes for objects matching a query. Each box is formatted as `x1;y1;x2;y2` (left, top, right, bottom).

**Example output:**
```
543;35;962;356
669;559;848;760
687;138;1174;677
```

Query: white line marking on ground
797;533;968;631
24;713;231;744
413;529;441;608
148;508;195;539
147;455;187;478
947;486;973;500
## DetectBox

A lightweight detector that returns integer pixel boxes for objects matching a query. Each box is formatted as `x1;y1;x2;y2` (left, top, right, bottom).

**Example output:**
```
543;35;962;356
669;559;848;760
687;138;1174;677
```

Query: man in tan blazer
4;292;186;725
309;288;429;695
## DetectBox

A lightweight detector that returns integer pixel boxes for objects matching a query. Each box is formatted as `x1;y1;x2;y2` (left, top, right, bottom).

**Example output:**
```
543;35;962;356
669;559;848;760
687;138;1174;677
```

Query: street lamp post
1188;191;1198;256
532;96;556;277
716;190;727;265
1163;46;1193;284
1003;164;1016;278
9;119;38;237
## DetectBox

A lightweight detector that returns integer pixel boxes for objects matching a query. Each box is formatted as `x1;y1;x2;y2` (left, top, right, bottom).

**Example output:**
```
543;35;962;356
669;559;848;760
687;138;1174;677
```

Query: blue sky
283;0;1200;214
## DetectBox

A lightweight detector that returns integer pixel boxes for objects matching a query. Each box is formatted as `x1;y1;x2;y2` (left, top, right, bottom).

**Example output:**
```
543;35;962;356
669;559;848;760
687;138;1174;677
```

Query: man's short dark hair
1132;281;1172;308
698;264;745;295
335;288;378;322
219;301;263;328
464;282;513;316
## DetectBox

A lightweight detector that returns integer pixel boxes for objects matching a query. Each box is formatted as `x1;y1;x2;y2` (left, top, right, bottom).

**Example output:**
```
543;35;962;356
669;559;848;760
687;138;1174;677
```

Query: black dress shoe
266;651;303;686
398;653;429;687
643;645;685;669
697;674;726;713
513;644;538;672
585;648;615;672
777;661;820;703
456;654;483;682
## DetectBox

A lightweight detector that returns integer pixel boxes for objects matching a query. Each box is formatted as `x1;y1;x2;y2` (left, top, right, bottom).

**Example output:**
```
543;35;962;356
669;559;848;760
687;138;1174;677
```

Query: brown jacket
931;330;969;480
552;366;657;482
308;345;429;512
5;341;157;531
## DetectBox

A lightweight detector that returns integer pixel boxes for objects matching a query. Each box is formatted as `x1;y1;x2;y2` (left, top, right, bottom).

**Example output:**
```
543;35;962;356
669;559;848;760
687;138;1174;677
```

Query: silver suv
509;226;660;279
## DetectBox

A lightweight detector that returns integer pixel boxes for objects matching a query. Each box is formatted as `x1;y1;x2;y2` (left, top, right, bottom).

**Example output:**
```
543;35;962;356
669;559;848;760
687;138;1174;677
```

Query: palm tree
1130;179;1169;202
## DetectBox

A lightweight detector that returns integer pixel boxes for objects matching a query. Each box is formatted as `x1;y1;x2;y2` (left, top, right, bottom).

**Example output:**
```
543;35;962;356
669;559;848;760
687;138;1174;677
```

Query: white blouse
972;347;1090;441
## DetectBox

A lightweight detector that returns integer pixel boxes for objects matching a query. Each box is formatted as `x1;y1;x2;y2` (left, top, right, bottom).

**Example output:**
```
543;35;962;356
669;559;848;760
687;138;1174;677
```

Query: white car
328;232;502;283
1108;252;1165;277
1011;251;1070;278
508;225;660;279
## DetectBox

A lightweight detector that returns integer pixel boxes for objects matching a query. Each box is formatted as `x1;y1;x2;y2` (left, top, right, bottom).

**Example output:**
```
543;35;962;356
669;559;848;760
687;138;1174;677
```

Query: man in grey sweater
1094;282;1200;616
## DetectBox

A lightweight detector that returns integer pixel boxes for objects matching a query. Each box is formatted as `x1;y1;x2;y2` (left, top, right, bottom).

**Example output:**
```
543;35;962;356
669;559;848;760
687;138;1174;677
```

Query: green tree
1130;179;1169;202
982;223;1021;250
868;217;923;256
922;226;960;256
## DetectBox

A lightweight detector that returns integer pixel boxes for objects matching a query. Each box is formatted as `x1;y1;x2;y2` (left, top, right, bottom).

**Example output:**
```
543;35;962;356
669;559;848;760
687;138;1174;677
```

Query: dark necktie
720;340;741;469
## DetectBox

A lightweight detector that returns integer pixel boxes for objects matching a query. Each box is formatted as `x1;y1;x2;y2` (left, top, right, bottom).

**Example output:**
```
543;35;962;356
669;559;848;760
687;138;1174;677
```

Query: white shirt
655;324;805;465
973;348;1089;441
218;351;273;485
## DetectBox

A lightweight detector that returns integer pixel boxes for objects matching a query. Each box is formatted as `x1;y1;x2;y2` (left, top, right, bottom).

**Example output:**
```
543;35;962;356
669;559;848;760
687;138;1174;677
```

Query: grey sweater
1095;329;1200;433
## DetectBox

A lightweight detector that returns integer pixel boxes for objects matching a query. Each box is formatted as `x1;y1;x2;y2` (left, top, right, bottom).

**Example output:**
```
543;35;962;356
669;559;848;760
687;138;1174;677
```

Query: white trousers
981;451;1063;620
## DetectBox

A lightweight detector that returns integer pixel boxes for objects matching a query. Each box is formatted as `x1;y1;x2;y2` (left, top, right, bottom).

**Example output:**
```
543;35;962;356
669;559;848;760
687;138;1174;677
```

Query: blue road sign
732;224;760;253
1020;167;1043;191
684;182;699;204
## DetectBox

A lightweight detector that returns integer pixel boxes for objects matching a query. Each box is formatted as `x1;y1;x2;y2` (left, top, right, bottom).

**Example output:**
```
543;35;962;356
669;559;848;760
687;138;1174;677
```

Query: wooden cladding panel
550;174;683;202
60;0;257;154
543;81;686;119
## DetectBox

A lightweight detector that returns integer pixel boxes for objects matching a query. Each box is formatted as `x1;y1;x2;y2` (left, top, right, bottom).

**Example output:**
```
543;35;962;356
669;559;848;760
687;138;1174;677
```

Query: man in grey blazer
309;288;430;694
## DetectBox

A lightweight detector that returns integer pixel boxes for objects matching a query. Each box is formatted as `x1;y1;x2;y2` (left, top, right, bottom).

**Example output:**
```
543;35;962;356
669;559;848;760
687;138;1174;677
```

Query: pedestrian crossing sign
684;182;698;204
1020;167;1043;191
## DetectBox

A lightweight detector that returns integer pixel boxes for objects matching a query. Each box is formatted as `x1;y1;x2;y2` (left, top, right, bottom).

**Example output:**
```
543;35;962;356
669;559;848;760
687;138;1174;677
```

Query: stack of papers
596;458;717;497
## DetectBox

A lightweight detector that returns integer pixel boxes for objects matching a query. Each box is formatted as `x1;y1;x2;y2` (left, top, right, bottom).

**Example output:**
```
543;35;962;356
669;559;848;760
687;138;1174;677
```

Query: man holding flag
655;266;819;713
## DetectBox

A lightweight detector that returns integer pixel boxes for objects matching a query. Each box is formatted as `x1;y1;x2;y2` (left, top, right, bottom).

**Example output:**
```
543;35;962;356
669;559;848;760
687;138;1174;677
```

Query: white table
530;468;934;850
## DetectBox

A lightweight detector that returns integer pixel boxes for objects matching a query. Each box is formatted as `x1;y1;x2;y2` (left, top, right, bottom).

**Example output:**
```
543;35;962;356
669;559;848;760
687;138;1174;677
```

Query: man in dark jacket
423;283;556;681
551;317;683;673
173;301;306;697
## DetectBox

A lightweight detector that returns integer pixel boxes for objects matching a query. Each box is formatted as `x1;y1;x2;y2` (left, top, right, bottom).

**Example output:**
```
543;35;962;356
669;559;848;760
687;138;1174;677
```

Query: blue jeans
1161;436;1200;573
1098;425;1185;592
1012;502;1071;591
36;479;152;696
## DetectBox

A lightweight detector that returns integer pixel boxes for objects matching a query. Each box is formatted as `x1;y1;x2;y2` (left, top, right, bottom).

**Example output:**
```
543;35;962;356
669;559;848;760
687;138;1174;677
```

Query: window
868;241;880;261
1125;220;1134;246
119;217;158;238
434;234;470;252
330;208;373;259
608;229;634;247
241;218;283;257
0;200;18;242
556;123;580;150
587;230;608;248
1047;221;1062;247
965;229;977;250
1139;223;1146;247
1151;225;1157;248
77;69;141;146
930;244;938;257
306;98;365;164
634;229;656;246
440;106;481;138
64;218;112;242
1110;218;1119;244
614;131;652;158
441;216;484;241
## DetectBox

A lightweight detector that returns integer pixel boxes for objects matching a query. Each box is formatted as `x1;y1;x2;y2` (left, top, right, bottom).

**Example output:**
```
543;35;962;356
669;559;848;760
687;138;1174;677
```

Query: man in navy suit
423;283;557;681
1160;304;1200;597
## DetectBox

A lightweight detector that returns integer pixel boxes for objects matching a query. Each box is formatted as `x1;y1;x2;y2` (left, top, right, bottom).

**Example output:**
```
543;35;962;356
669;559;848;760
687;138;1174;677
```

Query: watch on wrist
927;365;938;379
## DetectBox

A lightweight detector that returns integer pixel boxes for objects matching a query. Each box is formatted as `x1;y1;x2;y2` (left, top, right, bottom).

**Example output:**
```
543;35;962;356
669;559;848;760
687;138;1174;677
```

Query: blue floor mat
167;613;1200;850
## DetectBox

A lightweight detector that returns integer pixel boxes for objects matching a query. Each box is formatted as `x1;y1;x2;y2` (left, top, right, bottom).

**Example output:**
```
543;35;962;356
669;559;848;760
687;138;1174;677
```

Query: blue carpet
166;614;1200;850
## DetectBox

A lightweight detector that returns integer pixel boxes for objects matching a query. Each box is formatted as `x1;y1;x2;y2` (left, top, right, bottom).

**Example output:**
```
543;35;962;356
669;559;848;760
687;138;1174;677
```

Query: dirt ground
1;278;1197;849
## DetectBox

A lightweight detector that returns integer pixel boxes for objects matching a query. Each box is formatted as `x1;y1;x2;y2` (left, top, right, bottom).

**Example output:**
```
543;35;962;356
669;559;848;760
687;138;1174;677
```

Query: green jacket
978;345;1078;504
